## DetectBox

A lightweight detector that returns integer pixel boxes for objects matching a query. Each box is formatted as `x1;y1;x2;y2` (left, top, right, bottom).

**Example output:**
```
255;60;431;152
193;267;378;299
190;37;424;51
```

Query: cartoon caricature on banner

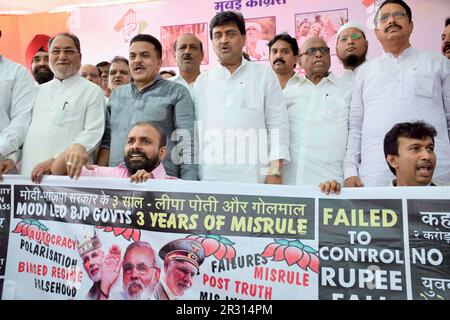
0;177;449;300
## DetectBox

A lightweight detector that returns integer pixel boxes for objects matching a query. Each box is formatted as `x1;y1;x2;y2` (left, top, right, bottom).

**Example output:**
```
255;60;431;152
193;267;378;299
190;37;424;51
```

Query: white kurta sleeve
263;69;290;163
72;87;105;154
343;68;364;179
0;66;36;160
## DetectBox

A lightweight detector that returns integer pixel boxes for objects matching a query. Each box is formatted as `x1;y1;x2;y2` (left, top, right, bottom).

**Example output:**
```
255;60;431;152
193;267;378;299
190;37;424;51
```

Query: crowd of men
1;0;449;190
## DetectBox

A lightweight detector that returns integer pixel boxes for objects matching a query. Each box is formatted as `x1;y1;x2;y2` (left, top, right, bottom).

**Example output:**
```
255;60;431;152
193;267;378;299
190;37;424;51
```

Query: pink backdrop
69;0;449;75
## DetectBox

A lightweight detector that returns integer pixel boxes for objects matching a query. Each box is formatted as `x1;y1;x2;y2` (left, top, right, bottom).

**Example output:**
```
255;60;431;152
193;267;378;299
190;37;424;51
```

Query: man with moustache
25;34;54;84
442;18;450;59
335;22;368;83
51;122;176;182
170;33;204;96
193;11;289;184
77;228;105;299
108;56;131;91
96;61;111;97
344;0;450;187
105;34;196;180
98;241;161;300
268;33;300;89
283;37;351;187
20;33;105;182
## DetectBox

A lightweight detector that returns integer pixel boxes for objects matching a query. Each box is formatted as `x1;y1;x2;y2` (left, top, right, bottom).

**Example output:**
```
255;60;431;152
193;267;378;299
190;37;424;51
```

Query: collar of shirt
299;72;338;86
118;162;169;179
160;277;178;300
51;73;83;87
130;74;164;97
382;46;414;60
217;56;247;77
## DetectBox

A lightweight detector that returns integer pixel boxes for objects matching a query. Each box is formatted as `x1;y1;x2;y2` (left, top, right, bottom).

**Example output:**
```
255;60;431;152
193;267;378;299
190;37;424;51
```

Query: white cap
246;21;262;33
336;22;366;40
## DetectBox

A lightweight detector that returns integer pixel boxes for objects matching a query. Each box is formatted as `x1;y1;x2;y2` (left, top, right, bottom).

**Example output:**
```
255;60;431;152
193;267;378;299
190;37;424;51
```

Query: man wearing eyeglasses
344;0;450;187
98;241;161;300
20;33;105;182
283;36;351;188
335;22;368;84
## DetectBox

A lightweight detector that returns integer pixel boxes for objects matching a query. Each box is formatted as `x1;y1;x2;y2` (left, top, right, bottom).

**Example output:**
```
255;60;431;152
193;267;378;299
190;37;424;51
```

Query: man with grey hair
20;32;105;182
98;241;161;300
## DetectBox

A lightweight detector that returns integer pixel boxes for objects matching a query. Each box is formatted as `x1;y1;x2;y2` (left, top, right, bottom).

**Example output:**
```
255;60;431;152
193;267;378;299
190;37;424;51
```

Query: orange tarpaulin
0;12;69;67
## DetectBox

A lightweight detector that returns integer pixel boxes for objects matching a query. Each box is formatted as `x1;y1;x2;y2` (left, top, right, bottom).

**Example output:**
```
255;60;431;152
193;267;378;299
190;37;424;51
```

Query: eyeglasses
300;46;330;57
123;262;158;275
339;32;364;42
50;48;79;56
378;11;407;24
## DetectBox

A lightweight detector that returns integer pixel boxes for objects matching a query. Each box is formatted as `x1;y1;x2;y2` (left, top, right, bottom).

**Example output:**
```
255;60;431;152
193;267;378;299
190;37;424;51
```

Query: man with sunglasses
335;22;368;83
20;33;105;182
344;0;450;187
283;36;351;188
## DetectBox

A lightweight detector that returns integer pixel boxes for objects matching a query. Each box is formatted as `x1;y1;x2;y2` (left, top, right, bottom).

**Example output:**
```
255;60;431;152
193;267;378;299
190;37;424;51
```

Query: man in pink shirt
51;122;175;182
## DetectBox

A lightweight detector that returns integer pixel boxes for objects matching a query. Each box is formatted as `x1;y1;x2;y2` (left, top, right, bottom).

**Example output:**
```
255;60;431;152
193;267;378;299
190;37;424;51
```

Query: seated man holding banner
384;121;438;186
51;122;175;182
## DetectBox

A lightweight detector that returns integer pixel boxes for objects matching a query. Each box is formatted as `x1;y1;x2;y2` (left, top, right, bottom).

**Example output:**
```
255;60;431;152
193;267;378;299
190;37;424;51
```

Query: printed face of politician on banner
295;9;348;55
243;17;276;61
160;22;209;68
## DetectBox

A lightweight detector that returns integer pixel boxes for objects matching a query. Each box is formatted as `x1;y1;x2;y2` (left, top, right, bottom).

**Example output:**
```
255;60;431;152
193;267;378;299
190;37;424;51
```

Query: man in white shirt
335;22;368;84
442;18;450;60
268;33;300;90
20;32;105;182
193;11;290;184
384;121;437;187
0;32;37;177
283;36;351;187
169;33;203;96
344;0;450;187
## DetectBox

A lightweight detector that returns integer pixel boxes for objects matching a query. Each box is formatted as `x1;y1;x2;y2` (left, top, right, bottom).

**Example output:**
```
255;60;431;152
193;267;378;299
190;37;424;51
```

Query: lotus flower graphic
186;234;236;262
261;239;319;273
96;226;141;242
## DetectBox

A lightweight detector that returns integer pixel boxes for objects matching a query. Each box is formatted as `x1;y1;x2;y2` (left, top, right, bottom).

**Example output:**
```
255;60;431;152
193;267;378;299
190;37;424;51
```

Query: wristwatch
270;168;282;177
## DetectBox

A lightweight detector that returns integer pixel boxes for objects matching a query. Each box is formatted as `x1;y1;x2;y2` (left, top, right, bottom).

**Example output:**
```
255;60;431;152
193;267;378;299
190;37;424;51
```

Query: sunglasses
300;46;330;57
339;32;364;42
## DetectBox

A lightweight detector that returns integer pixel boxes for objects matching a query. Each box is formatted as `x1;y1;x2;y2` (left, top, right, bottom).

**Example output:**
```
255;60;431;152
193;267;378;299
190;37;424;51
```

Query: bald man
170;33;204;96
283;37;351;188
80;64;102;87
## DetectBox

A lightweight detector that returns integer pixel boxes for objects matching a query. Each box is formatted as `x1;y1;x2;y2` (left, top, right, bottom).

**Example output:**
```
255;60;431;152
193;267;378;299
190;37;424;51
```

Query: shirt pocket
320;95;349;122
238;81;261;112
414;72;435;98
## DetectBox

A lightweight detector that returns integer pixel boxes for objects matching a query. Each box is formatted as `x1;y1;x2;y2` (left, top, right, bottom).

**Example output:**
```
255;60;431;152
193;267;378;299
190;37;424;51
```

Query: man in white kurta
21;33;104;179
193;11;290;184
344;0;450;187
169;33;204;97
0;55;36;175
335;22;368;85
284;36;351;186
